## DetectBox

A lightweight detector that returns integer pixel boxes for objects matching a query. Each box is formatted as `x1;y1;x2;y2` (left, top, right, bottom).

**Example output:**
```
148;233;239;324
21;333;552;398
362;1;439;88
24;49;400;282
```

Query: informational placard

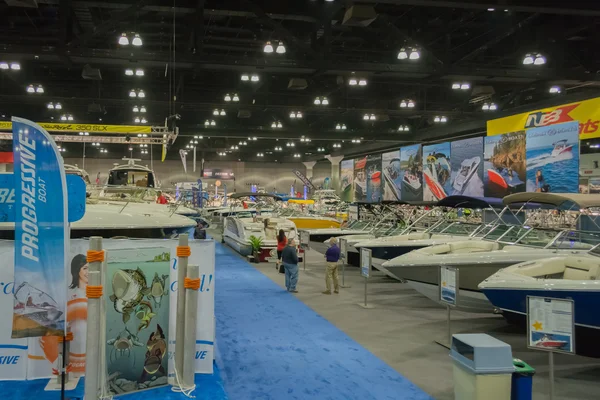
360;247;371;278
299;230;309;248
527;296;575;354
348;204;359;221
439;266;458;307
339;238;347;260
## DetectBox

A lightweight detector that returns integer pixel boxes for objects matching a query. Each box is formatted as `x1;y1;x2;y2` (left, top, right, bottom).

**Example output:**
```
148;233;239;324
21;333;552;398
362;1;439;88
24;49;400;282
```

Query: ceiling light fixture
321;97;329;105
135;69;144;76
132;33;143;46
138;90;145;98
263;41;274;53
26;84;35;93
294;154;301;158
241;74;249;81
140;106;146;113
47;102;54;109
220;109;226;116
133;106;139;112
224;93;231;102
55;103;62;110
118;33;129;46
204;120;210;126
336;124;341;130
534;53;546;65
251;75;260;82
141;118;147;123
409;48;420;60
210;120;216;126
277;121;283;128
275;42;286;54
232;93;239;102
9;62;20;70
460;83;470;90
358;78;367;86
549;86;561;94
0;62;8;70
129;89;137;97
61;115;67;121
349;77;358;86
397;47;408;60
400;100;407;108
67;115;74;121
213;109;219;116
125;69;134;76
314;97;321;105
523;53;535;65
135;117;141;123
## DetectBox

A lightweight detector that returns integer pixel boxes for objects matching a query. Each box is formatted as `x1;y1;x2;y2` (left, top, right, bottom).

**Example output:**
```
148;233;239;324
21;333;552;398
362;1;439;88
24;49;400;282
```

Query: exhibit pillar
325;155;344;194
302;161;317;180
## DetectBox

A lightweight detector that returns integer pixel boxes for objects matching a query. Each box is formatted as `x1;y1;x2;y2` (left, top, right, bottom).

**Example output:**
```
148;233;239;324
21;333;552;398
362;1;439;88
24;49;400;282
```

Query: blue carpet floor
214;243;432;400
0;363;228;400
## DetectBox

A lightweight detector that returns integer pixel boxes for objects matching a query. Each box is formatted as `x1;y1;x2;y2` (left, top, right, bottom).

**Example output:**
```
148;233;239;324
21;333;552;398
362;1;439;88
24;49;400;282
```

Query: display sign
450;137;484;197
11;117;69;339
293;170;315;190
365;154;383;203
348;204;359;221
299;230;310;247
340;159;354;202
0;121;152;134
339;238;347;260
360;247;371;278
487;97;600;140
382;150;401;201
439;266;458;307
527;296;574;354
400;144;423;202
202;168;234;179
422;142;451;201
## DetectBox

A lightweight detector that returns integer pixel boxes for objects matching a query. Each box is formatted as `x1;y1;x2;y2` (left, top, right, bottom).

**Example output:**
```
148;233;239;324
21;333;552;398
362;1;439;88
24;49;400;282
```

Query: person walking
276;229;287;273
323;237;341;294
281;238;299;293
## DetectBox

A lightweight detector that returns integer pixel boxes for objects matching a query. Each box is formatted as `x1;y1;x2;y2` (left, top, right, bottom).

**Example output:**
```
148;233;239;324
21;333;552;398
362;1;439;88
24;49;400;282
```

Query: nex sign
524;104;579;129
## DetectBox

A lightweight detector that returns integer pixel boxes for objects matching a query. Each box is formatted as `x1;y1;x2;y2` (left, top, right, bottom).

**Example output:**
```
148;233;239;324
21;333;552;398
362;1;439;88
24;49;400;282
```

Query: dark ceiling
1;0;600;162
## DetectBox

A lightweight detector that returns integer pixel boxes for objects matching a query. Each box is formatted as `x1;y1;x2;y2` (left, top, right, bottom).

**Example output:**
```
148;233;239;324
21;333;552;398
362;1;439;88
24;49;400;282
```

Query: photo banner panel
450;137;484;197
484;131;527;198
366;154;383;203
382;150;402;201
422;142;452;201
340;159;354;202
400;144;423;201
354;156;367;202
525;121;580;193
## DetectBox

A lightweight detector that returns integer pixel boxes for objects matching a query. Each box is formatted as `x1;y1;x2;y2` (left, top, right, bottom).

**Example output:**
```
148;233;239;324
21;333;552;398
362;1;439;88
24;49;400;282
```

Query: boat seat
563;261;600;281
448;241;499;253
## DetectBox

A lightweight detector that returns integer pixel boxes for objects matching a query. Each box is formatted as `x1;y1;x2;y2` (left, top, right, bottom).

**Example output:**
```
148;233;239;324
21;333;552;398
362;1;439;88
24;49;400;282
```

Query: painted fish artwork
109;268;151;324
140;324;167;382
135;301;157;332
107;327;144;365
148;273;169;308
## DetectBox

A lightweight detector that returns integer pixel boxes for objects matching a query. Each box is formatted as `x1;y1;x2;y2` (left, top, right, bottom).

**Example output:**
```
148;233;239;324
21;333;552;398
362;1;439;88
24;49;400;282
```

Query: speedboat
107;158;158;188
384;193;600;313
423;155;451;200
403;173;421;193
479;249;600;358
487;168;524;191
551;139;574;157
453;157;481;193
532;335;569;351
223;215;297;259
305;219;374;254
383;158;403;200
64;164;91;185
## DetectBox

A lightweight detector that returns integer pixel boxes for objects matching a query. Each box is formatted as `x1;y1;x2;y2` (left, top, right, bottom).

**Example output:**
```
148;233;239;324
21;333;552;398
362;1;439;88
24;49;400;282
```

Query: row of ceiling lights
26;84;44;94
241;74;260;82
132;105;147;113
0;62;20;70
134;117;148;124
271;121;283;129
47;102;62;109
118;32;143;46
213;109;226;116
125;68;144;76
129;89;145;98
263;41;286;54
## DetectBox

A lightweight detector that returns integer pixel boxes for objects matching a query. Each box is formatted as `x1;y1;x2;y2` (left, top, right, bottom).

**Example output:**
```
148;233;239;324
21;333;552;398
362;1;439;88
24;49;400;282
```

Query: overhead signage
11;117;69;338
487;97;600;140
360;247;371;278
293;170;316;190
527;296;574;354
0;121;152;134
439;266;458;307
202;169;234;179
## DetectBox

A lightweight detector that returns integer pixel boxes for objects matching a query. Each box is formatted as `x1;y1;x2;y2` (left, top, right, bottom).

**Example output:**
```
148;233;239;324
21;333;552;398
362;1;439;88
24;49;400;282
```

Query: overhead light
434;116;441;123
294;154;301;158
523;53;534;65
314;97;321;105
132;33;143;46
398;125;410;132
118;33;129;45
125;69;134;76
342;124;347;130
138;90;145;98
275;42;286;54
409;48;420;60
358;79;367;86
263;41;274;53
55;103;62;110
78;131;84;135
140;106;146;113
482;103;490;111
290;112;296;118
241;74;249;81
488;8;495;11
251;75;260;82
204;120;210;126
35;85;44;94
271;122;277;128
440;116;448;123
232;93;239;102
321;97;329;105
26;85;35;93
133;106;139;112
460;83;470;90
397;47;408;60
489;103;498;111
277;121;283;128
549;86;561;94
135;69;144;76
141;118;147;123
534;53;546;65
452;83;461;89
213;109;219;116
363;114;369;120
61;115;67;121
47;102;54;109
210;120;216;126
224;93;231;102
9;62;20;70
317;147;324;152
349;77;358;86
407;100;415;108
135;117;141;123
365;114;376;120
336;124;341;130
0;62;8;70
129;89;137;97
220;109;226;116
400;100;407;108
67;115;74;121
257;153;264;157
252;137;257;140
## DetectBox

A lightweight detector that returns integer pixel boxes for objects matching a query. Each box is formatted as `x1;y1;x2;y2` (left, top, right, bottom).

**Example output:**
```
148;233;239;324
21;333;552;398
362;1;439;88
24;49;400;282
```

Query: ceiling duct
342;5;377;27
81;64;102;80
237;110;252;118
287;78;308;90
4;0;38;7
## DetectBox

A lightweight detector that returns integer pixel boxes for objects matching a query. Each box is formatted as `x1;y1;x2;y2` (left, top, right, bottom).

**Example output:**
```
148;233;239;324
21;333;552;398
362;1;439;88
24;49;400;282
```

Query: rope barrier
177;245;191;257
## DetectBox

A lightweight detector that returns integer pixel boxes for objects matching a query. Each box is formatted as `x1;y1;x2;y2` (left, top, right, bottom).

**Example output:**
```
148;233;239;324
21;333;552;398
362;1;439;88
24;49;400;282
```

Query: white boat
383;193;600;312
107;158;158;188
423;155;450;200
223;215;297;258
403;173;421;192
64;164;91;184
479;248;600;358
551;139;574;157
305;219;374;255
452;156;481;193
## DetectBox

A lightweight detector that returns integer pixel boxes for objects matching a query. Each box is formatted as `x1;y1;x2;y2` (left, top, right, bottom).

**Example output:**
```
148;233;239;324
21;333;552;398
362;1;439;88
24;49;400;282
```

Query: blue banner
12;117;69;338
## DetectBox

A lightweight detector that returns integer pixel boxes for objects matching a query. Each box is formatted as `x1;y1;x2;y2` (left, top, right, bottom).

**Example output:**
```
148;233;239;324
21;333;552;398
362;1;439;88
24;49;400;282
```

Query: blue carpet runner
214;243;432;400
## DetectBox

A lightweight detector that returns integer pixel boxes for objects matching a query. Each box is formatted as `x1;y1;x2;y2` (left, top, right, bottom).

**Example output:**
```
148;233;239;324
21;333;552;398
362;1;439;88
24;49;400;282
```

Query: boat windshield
350;221;369;230
512;228;563;248
497;226;534;244
428;221;454;233
478;224;514;240
439;222;481;236
549;230;600;250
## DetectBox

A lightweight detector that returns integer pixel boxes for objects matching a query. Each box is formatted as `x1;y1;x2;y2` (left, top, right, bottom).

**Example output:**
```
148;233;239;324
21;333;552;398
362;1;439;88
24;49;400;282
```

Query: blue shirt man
323;238;341;294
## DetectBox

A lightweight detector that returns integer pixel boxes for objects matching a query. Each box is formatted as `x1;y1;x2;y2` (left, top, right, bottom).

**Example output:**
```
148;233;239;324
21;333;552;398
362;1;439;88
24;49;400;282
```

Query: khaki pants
326;261;339;292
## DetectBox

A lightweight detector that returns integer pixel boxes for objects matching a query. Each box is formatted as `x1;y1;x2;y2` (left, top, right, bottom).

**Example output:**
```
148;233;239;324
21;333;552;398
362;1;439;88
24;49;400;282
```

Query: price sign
439;266;458;307
360;247;371;278
527;296;575;354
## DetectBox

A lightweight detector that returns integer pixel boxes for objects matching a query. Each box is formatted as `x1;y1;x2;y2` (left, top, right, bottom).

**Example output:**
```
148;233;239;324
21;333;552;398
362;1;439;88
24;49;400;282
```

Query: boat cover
503;193;600;209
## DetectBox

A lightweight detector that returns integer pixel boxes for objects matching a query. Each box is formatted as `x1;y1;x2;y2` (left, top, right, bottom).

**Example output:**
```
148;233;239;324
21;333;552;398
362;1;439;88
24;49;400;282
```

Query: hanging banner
382;150;401;201
11;117;69;339
450;137;484;197
366;154;382;203
202;169;234;179
179;149;187;173
340;159;354;202
525;121;580;193
354;157;367;202
487;97;600;140
0;121;151;134
293;170;315;190
400;144;423;201
422;142;451;201
484;131;526;198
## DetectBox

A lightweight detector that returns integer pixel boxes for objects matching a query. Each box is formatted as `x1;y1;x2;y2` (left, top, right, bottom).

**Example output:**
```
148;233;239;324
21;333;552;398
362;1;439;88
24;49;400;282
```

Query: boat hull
481;287;600;358
288;218;341;229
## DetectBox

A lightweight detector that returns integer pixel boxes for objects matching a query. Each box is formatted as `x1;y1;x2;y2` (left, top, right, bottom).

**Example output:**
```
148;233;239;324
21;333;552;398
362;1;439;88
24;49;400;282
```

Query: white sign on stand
339;239;351;288
439;266;458;307
299;230;310;271
527;296;575;400
357;248;373;309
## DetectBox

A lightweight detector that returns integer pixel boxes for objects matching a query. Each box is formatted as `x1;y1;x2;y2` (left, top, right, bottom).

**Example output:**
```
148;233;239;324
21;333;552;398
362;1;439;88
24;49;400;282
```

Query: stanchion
549;351;555;400
83;236;105;400
339;239;351;288
175;234;190;382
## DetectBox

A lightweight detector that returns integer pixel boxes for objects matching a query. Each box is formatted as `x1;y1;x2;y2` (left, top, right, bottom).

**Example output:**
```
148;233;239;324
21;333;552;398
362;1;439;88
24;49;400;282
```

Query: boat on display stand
479;246;600;358
383;193;600;313
452;156;481;193
551;139;574;157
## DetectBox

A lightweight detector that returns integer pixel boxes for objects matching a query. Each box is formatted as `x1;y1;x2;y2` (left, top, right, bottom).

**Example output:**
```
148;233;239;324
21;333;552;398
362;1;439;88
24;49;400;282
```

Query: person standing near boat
281;239;299;293
323;238;340;295
276;229;287;273
156;190;168;204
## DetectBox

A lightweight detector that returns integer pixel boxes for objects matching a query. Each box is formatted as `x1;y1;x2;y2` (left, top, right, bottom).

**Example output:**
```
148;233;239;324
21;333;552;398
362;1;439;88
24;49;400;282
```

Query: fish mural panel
105;247;171;395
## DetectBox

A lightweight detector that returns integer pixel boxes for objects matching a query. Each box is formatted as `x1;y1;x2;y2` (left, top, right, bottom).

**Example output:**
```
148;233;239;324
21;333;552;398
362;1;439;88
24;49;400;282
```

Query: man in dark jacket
281;238;299;293
323;237;341;294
